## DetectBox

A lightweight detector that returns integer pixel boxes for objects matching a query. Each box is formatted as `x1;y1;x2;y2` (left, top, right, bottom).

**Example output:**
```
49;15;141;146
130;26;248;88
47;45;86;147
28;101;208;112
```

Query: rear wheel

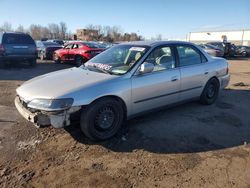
0;59;4;68
80;98;124;141
200;78;220;105
29;58;37;67
242;51;247;57
75;56;86;67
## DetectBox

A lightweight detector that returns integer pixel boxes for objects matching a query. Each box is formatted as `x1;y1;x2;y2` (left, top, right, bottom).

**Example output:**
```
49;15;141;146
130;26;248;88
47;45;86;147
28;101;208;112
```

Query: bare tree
48;23;60;39
0;22;13;32
29;24;43;40
15;25;25;32
59;22;67;39
155;34;162;41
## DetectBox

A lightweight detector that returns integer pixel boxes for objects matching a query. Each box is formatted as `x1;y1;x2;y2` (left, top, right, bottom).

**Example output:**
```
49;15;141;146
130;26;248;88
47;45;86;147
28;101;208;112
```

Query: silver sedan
15;41;230;140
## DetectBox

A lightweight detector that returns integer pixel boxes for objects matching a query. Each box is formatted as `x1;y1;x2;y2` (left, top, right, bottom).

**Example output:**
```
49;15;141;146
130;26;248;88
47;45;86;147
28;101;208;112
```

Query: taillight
85;51;95;54
0;44;5;55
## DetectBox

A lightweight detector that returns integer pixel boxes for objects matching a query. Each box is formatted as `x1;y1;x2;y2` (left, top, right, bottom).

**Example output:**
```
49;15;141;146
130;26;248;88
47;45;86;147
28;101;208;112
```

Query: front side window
177;45;205;67
64;43;73;49
83;45;149;75
72;44;79;49
144;46;175;72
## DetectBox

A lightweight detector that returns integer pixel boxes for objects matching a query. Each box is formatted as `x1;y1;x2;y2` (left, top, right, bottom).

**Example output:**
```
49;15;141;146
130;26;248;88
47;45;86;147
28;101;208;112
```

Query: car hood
16;67;116;102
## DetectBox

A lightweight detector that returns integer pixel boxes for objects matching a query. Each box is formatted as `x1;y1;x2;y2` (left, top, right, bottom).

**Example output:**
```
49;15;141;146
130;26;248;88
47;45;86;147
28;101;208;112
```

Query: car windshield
205;44;218;49
82;44;149;75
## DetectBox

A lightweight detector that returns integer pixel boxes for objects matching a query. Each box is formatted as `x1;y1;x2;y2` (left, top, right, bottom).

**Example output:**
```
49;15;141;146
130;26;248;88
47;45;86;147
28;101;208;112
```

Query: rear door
3;33;35;56
175;44;209;100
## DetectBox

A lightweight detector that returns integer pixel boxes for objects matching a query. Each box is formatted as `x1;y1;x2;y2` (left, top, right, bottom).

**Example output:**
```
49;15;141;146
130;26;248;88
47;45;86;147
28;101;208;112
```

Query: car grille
18;96;28;108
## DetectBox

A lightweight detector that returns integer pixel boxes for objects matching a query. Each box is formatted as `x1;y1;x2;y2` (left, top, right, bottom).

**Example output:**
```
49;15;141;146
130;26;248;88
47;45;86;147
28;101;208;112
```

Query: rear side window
177;45;207;67
3;34;34;45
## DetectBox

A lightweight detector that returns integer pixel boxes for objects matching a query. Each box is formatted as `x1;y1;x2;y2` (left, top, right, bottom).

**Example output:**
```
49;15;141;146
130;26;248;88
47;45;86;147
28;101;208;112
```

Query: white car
15;41;230;140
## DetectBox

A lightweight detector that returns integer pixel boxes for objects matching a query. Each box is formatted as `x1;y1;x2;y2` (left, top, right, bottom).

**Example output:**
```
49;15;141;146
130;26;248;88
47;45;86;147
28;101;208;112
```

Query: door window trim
174;44;208;68
133;44;178;76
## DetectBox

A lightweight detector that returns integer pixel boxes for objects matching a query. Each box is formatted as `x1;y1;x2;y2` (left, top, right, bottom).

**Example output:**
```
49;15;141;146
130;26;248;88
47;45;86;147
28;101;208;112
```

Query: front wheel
80;98;124;141
53;53;61;64
200;78;220;105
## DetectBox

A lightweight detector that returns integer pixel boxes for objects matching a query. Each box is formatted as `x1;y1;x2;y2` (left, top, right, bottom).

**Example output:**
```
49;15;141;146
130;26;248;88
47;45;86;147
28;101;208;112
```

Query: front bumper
220;74;230;89
15;96;81;128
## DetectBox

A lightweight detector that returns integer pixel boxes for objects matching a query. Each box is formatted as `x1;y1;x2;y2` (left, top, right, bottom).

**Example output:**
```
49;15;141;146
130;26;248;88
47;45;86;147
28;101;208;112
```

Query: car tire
242;51;247;57
80;98;124;141
0;59;4;69
200;78;220;105
75;56;85;67
53;53;61;64
29;58;37;67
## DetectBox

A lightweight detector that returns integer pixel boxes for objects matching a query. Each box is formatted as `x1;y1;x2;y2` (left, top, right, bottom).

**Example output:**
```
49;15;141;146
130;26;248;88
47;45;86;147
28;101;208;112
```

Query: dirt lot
0;59;250;188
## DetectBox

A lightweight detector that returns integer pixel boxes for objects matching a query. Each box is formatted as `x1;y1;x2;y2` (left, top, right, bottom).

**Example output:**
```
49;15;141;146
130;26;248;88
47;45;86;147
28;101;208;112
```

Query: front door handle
204;69;209;75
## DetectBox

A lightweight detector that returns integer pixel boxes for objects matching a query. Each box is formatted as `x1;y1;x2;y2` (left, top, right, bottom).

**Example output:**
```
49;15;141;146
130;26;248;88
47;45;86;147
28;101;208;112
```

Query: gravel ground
0;58;250;188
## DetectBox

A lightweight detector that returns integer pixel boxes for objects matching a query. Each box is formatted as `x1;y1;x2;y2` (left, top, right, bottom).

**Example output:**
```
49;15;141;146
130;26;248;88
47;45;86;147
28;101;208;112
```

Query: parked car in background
94;42;113;49
47;39;64;46
0;32;37;67
198;44;224;57
53;41;104;66
36;41;62;60
207;42;236;57
236;45;250;57
15;41;230;140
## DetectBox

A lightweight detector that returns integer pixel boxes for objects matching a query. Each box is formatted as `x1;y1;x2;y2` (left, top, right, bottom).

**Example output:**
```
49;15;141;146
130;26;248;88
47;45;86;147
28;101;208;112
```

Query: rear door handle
204;69;209;75
171;76;178;82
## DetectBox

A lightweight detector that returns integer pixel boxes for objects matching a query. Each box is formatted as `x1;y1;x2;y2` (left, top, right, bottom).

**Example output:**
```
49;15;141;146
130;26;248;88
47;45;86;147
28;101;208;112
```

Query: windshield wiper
91;65;113;75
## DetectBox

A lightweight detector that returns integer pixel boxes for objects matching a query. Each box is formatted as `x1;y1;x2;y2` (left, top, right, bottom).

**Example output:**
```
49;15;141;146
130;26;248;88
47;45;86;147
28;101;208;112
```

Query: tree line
0;22;145;42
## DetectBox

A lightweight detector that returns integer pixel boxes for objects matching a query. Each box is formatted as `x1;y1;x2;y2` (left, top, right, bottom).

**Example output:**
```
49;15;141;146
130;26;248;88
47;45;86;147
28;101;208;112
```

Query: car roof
118;40;195;47
0;31;29;35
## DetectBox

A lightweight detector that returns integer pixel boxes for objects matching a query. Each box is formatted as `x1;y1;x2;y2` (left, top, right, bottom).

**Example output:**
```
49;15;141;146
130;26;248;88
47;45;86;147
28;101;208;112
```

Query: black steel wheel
200;78;220;105
80;98;124;141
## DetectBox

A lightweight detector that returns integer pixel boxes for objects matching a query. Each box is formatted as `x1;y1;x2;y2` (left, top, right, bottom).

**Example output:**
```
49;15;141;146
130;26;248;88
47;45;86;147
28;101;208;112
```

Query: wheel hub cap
95;107;115;130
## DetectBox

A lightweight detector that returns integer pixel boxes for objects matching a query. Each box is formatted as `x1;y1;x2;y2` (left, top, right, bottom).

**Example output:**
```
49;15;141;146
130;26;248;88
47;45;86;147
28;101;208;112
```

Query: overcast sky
0;0;249;39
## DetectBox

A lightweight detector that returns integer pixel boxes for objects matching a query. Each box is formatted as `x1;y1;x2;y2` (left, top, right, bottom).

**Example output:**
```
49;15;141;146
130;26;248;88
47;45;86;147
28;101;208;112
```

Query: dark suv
0;32;37;67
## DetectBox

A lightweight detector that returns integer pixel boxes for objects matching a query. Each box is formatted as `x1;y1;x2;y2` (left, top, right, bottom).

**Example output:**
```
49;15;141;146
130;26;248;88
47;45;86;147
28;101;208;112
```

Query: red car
53;42;104;66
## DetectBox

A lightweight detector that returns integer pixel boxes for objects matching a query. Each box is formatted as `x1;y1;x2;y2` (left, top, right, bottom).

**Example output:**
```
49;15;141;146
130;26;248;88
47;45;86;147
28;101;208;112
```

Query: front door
131;46;181;115
61;43;73;61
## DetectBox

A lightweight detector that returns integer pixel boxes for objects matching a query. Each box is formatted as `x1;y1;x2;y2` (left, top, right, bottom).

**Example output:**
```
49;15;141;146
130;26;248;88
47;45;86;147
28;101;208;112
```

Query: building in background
76;29;99;41
187;29;250;46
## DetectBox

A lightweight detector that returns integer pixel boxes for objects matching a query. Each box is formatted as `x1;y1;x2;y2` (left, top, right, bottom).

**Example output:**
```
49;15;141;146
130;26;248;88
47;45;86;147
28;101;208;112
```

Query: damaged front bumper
15;96;81;128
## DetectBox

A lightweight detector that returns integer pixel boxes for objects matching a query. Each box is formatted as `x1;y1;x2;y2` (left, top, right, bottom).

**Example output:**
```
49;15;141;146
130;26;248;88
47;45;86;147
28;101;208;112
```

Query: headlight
28;98;74;111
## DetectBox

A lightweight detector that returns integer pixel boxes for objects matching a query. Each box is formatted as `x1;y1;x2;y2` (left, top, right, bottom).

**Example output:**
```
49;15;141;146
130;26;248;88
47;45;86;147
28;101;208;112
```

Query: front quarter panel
61;76;132;117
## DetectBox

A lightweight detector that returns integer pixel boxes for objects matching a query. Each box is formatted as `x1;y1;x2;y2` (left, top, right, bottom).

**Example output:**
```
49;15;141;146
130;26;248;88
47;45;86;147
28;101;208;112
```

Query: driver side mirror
138;62;154;74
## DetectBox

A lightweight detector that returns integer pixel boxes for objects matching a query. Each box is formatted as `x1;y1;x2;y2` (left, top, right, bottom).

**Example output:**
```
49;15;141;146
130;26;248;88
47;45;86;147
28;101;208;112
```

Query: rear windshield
2;34;34;45
43;42;61;47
